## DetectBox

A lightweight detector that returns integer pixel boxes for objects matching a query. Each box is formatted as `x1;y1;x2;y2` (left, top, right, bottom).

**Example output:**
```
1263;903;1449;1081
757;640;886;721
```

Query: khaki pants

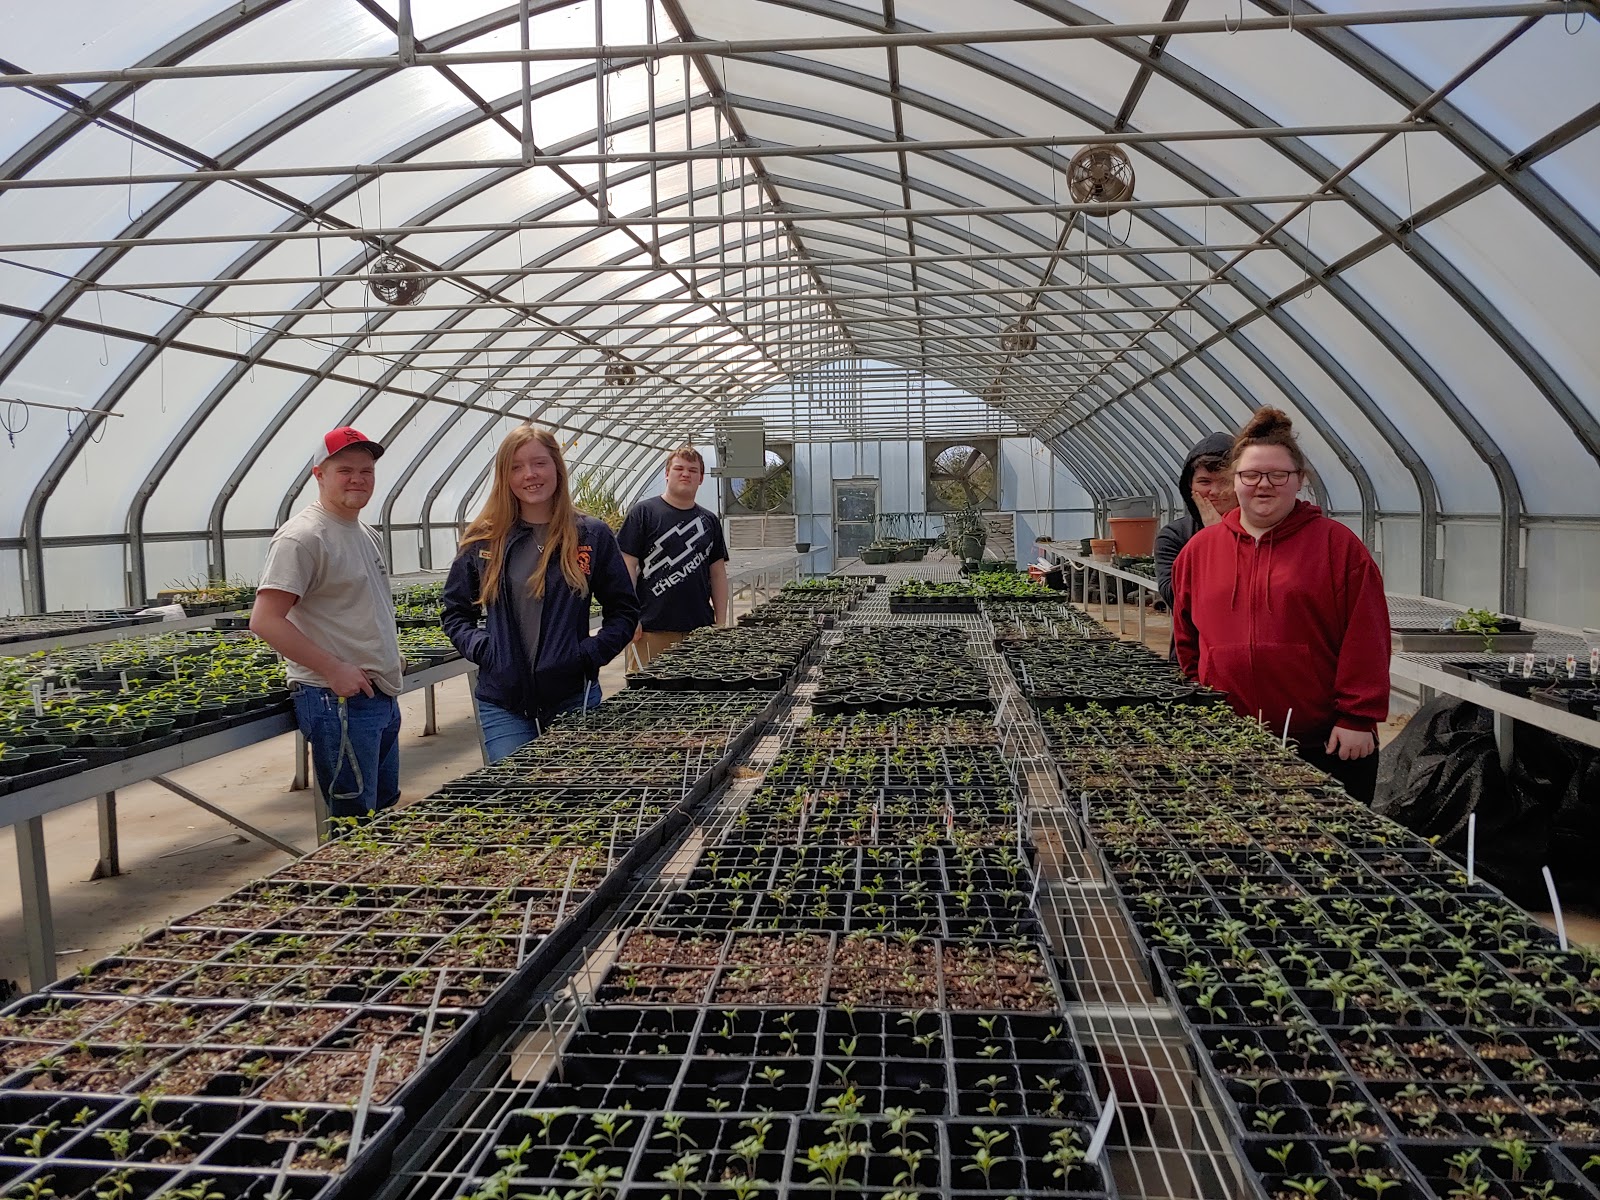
626;629;689;672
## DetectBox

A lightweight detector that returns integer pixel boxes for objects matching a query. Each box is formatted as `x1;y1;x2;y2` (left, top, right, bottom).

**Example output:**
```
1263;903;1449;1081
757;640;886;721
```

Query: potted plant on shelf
944;503;986;564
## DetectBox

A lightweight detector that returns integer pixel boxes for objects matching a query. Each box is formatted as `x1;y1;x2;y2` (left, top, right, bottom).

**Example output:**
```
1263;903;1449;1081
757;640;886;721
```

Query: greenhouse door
833;479;878;560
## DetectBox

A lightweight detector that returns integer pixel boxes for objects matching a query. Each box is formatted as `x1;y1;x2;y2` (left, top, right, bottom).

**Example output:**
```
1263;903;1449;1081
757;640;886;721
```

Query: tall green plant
572;469;626;531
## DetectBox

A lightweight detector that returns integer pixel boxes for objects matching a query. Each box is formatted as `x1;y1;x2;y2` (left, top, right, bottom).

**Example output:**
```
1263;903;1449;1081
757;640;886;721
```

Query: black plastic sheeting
1374;698;1600;910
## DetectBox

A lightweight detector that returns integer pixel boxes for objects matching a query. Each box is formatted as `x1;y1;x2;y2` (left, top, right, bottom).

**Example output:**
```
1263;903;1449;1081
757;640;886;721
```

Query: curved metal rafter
0;0;1594;613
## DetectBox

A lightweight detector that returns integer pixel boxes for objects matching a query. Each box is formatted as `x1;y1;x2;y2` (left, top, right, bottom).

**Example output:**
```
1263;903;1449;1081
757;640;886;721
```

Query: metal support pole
1137;589;1147;646
1099;568;1108;624
519;0;534;164
91;792;120;881
15;817;56;991
292;730;310;791
150;775;306;858
396;0;416;64
424;683;438;736
1492;711;1515;773
1116;577;1125;635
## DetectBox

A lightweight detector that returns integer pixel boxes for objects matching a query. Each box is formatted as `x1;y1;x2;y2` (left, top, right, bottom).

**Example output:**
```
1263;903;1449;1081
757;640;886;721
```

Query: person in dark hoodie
442;425;639;762
1029;435;1236;611
1154;432;1237;616
1172;407;1390;802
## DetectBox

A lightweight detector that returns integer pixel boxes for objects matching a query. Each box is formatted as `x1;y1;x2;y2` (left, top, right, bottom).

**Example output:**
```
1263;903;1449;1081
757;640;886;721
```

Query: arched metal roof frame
10;6;640;604
284;30;1484;534
95;76;824;591
531;86;1385;537
699;9;1543;599
736;146;1369;521
0;0;1593;614
321;104;1363;534
705;3;1591;607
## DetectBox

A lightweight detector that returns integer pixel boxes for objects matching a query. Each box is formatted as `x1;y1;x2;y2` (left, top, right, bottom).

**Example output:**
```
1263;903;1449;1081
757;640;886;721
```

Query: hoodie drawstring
1263;534;1275;613
1229;533;1243;609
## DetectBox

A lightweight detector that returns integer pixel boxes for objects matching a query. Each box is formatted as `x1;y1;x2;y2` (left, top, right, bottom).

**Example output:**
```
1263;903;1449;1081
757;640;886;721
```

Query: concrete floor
4;588;1591;991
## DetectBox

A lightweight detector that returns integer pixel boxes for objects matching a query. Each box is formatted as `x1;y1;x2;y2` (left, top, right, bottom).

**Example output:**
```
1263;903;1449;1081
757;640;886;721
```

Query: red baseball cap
312;426;384;468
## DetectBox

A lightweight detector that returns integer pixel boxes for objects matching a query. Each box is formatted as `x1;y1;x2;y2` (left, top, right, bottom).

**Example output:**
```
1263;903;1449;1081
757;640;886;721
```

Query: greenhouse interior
2;2;1600;1199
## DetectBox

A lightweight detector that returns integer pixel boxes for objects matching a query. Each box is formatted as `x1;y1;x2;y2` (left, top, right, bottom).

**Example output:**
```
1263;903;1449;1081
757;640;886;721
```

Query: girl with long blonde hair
442;425;639;761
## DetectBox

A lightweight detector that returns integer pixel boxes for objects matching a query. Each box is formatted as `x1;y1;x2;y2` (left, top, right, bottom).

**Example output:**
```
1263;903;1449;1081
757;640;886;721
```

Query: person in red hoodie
1172;407;1391;802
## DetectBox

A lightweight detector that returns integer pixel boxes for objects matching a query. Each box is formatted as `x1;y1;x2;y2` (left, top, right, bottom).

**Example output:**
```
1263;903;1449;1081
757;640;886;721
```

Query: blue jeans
292;686;401;820
476;681;603;764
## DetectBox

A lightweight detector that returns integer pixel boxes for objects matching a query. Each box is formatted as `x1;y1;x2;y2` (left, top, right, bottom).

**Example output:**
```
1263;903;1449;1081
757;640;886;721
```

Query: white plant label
119;669;129;692
1465;813;1476;884
1568;654;1579;679
1541;866;1569;951
1521;653;1536;679
29;682;43;718
1591;647;1599;676
1086;1091;1119;1164
1507;654;1518;673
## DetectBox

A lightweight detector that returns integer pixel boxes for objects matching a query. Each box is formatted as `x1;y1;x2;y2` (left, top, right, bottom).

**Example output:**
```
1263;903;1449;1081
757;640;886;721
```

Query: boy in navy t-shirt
617;444;730;667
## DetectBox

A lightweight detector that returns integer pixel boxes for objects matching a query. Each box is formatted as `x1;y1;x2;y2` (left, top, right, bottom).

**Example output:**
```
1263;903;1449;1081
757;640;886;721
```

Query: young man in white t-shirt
251;427;404;821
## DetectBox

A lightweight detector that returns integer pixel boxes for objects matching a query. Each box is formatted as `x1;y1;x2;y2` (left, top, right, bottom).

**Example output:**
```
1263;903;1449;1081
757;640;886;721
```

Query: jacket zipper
498;525;542;720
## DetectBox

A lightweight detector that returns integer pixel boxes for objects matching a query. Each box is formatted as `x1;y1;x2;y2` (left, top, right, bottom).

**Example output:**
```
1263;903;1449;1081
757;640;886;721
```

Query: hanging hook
126;86;139;222
314;223;337;309
1287;0;1296;33
1564;0;1587;33
1;400;29;447
646;1;662;76
1109;208;1133;248
1223;0;1243;34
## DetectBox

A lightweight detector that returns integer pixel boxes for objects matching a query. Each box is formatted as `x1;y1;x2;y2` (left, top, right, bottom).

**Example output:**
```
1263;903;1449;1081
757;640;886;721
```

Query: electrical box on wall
711;416;767;477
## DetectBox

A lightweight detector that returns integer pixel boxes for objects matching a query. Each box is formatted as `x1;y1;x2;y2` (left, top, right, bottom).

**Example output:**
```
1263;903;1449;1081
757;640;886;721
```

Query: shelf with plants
1004;641;1226;710
738;578;872;628
0;687;777;1200
0;632;289;792
215;581;447;634
888;571;1056;614
0;610;165;646
813;626;993;714
392;582;445;629
625;624;820;691
0;628;471;795
151;580;260;616
394;627;458;672
0;1094;404;1200
1031;690;1600;1200
791;708;1001;750
984;600;1112;645
440;678;1117;1200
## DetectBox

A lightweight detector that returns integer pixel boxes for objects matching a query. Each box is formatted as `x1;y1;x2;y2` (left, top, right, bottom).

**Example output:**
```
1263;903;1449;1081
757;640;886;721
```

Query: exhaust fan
1000;319;1037;355
1066;145;1136;217
367;254;429;306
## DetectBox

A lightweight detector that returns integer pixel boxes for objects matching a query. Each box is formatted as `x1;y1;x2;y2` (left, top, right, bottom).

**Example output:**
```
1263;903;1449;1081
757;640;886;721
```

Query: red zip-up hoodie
1171;500;1391;740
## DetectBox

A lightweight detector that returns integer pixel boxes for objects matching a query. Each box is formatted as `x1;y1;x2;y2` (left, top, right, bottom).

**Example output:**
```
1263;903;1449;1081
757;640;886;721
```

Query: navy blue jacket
441;515;639;722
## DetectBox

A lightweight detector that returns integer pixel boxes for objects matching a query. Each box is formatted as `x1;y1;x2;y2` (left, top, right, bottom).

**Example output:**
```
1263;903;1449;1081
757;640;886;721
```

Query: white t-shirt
259;502;404;696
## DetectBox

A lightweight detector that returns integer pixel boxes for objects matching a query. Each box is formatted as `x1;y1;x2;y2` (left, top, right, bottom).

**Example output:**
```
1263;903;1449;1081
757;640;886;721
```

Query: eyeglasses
1236;469;1300;486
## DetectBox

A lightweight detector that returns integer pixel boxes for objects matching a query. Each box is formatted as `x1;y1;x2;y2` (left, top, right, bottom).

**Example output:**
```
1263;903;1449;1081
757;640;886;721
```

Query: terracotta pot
1108;516;1159;556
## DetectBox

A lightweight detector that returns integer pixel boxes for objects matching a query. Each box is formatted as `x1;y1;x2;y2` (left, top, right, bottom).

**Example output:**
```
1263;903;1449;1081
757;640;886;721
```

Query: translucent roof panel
0;0;1595;616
